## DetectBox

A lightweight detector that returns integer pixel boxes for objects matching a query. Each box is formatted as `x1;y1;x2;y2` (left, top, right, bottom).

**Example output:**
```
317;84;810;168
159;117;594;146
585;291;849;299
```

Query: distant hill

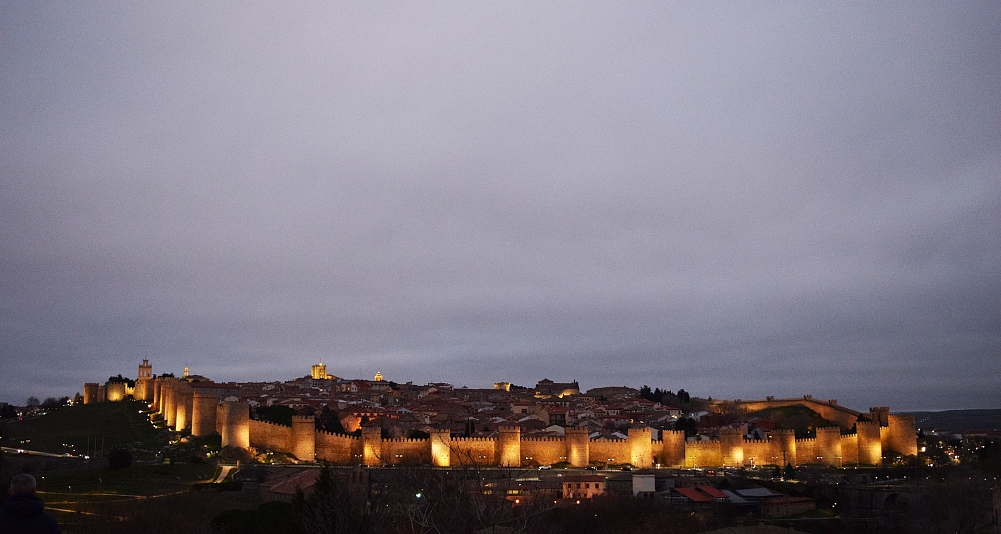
906;409;1001;434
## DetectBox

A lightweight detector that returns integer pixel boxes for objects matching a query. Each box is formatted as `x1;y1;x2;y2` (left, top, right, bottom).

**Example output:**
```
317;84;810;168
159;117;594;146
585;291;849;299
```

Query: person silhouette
0;474;61;533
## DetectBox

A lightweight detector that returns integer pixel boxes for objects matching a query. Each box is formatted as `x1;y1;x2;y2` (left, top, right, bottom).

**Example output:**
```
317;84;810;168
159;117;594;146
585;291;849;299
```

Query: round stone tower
191;391;219;437
174;383;194;432
220;400;250;450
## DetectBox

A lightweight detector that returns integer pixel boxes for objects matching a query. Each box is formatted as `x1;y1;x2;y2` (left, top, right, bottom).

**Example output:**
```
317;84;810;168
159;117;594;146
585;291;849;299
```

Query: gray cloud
2;2;999;410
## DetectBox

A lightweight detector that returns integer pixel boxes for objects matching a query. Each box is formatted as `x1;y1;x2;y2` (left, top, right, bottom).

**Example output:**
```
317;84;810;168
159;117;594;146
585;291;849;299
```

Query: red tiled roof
696;485;727;499
675;487;712;503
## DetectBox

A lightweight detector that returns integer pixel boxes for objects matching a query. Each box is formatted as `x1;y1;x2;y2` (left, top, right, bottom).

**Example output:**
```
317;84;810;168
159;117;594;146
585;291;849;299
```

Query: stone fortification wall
249;419;293;451
589;439;630;467
719;427;744;466
450;436;497;466
741;439;775;466
840;433;859;465
685;440;722;468
520;437;566;466
714;397;861;428
815;427;843;465
315;430;358;464
381;437;434;465
795;438;816;465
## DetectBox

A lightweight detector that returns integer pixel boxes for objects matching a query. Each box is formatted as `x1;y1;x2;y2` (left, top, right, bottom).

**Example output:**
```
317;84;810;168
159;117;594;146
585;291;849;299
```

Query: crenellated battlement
382;437;431;444
316;429;359;439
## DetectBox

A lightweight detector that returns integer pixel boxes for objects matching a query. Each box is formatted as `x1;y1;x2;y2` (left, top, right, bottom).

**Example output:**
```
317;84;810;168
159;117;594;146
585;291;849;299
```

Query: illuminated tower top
311;362;329;380
374;371;384;382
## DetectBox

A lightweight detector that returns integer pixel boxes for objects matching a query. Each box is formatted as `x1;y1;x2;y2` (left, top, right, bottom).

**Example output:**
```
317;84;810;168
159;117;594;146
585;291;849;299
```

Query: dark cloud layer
2;2;999;410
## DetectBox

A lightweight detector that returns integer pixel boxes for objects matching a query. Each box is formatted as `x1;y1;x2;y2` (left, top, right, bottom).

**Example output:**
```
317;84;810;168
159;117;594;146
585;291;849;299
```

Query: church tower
135;359;153;401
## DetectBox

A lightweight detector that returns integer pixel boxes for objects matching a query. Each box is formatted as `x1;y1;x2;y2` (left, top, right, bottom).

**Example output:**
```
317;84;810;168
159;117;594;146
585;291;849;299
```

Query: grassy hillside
0;400;162;455
746;404;841;437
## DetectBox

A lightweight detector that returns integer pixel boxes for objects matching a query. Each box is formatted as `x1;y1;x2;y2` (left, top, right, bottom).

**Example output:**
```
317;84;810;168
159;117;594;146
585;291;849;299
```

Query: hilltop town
81;360;917;469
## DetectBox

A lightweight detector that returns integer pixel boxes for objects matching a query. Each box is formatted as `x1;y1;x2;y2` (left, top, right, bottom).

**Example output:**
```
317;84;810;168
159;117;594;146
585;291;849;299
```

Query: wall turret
719;427;744;467
361;427;382;466
627;427;653;468
105;381;126;402
291;415;316;461
152;378;162;412
83;383;99;405
868;407;890;426
162;378;177;427
497;426;521;467
430;429;451;467
565;428;590;467
856;420;881;465
659;429;686;466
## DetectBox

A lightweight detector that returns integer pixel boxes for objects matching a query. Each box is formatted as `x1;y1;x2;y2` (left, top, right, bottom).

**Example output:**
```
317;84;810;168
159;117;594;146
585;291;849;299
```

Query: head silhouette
9;473;37;496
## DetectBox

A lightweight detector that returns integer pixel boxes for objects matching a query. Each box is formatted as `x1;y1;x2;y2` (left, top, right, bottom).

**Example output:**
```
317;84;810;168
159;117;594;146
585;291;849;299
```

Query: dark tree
254;405;297;426
212;501;300;534
294;465;386;534
0;404;16;419
25;396;40;408
315;406;345;434
40;397;62;409
639;385;654;401
107;447;134;470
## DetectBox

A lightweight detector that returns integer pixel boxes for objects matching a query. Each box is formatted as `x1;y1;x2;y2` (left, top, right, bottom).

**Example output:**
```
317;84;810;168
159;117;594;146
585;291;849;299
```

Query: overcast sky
2;2;999;411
